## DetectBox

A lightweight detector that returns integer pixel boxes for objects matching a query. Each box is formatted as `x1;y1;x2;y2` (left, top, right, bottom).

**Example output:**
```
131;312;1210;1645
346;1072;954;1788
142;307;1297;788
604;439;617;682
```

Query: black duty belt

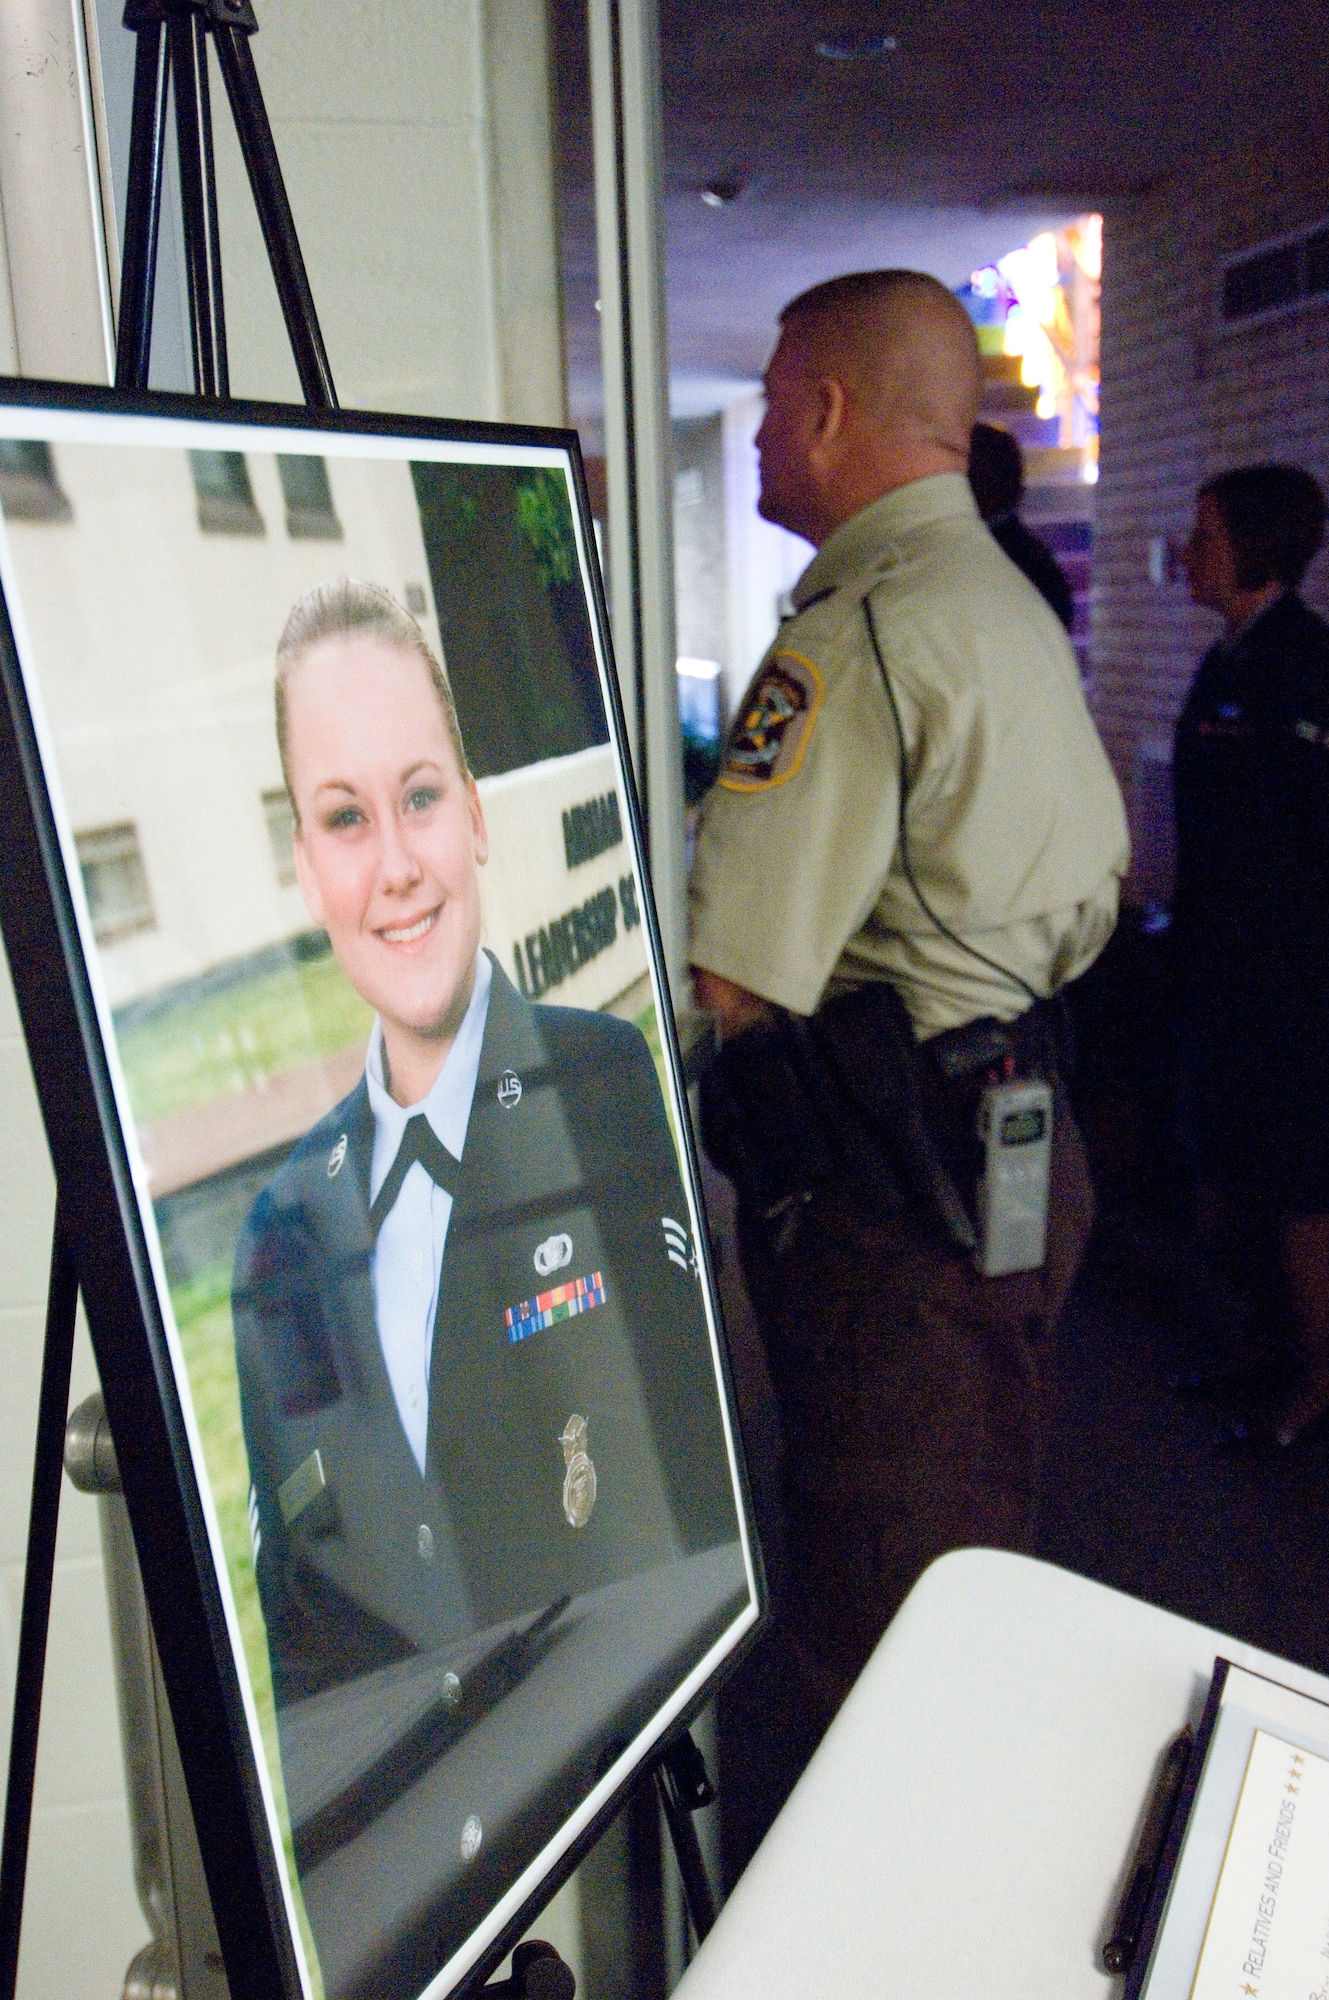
698;986;1070;1258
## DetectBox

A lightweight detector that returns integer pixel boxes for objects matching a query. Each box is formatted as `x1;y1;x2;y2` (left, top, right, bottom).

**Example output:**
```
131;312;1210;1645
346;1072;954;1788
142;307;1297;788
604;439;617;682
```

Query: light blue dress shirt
364;950;492;1473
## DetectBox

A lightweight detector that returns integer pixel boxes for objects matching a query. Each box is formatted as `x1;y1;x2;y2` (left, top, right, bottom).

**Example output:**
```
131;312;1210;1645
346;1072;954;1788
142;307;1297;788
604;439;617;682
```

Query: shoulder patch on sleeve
719;650;823;791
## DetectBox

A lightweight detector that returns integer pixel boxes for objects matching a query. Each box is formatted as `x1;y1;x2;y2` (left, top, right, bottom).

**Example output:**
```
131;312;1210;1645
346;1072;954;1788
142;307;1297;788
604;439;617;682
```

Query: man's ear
812;375;847;448
807;374;849;482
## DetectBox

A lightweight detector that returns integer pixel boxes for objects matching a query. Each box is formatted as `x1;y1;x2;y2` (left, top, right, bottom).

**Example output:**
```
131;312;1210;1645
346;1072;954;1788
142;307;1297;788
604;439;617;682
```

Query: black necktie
368;1114;461;1242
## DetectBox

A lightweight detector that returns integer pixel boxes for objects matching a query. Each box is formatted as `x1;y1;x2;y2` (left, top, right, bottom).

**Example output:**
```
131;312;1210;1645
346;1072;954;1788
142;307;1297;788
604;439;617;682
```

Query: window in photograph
188;450;265;535
0;440;72;522
262;786;297;886
276;454;343;540
76;822;155;942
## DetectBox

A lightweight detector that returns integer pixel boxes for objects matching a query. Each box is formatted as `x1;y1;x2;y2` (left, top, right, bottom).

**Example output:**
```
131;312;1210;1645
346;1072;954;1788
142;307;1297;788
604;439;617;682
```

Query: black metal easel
655;1731;718;1944
0;1211;78;2000
116;0;336;405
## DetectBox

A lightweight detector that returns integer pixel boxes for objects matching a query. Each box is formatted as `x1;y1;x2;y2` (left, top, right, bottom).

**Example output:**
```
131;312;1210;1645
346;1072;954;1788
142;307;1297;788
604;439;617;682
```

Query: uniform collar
791;473;979;610
365;948;492;1198
1224;585;1290;650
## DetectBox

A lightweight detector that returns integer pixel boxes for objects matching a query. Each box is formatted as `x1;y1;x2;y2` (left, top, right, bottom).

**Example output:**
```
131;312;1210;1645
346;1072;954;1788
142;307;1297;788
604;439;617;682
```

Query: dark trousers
737;1088;1094;1738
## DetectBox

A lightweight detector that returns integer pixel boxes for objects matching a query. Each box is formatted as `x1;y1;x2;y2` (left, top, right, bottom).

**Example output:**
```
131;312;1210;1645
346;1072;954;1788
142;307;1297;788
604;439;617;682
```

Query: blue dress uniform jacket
1171;590;1329;1209
233;957;735;1706
1172;590;1329;951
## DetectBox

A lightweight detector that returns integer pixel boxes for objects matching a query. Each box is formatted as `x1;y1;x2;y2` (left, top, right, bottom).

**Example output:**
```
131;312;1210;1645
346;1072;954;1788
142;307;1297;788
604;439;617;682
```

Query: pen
1103;1726;1195;1976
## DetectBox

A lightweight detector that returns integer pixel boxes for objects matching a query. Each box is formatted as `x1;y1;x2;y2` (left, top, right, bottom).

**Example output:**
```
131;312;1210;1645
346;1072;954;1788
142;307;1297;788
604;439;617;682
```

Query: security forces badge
720;649;823;792
559;1414;597;1528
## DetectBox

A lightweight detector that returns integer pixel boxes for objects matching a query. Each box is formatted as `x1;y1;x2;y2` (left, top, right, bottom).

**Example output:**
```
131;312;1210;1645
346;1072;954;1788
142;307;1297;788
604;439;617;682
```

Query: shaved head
755;268;984;545
779;269;982;456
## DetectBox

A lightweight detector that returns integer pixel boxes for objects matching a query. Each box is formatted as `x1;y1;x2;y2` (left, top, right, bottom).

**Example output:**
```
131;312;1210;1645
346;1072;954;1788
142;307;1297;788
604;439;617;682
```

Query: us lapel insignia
327;1133;348;1178
560;1414;597;1529
497;1068;523;1109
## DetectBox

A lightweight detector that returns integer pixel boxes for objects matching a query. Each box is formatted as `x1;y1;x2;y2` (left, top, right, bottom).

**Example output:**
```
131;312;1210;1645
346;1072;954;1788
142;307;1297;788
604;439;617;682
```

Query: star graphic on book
1241;1984;1258;1995
1285;1781;1300;1794
1291;1751;1306;1766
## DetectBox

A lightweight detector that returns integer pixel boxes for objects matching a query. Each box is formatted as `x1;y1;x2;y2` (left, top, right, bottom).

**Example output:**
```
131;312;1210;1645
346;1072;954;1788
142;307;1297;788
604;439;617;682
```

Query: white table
675;1549;1329;2000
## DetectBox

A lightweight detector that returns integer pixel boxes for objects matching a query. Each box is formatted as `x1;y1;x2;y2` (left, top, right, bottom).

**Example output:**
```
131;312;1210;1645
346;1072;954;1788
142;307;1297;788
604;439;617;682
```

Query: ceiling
553;0;1329;432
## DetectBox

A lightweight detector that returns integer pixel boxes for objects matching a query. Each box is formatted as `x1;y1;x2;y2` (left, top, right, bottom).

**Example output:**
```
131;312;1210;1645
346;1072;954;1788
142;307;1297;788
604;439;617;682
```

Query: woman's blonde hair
275;578;468;817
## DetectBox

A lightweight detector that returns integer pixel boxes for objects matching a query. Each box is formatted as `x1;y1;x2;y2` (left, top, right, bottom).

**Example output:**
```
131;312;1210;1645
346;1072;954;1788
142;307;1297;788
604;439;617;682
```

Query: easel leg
210;22;337;409
655;1732;718;1946
0;1209;79;2000
482;1939;575;1998
115;20;171;392
170;13;229;398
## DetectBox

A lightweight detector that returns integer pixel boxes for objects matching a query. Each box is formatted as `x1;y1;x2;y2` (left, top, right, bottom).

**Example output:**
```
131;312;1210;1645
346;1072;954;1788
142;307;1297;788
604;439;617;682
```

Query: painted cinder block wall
1091;102;1329;904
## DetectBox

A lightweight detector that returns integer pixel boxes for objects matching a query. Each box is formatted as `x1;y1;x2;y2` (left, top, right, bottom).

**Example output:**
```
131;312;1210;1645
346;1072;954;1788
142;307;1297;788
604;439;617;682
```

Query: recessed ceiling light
699;176;745;208
814;31;898;60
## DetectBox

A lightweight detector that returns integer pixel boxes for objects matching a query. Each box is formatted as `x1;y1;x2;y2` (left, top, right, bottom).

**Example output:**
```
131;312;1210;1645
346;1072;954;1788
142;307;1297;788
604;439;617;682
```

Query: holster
813;984;979;1252
697;983;979;1253
696;1010;863;1217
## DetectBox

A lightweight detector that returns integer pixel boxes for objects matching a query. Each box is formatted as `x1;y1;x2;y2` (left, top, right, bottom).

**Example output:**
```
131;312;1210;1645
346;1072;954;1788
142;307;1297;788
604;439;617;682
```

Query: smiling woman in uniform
279;593;491;1112
231;579;738;1728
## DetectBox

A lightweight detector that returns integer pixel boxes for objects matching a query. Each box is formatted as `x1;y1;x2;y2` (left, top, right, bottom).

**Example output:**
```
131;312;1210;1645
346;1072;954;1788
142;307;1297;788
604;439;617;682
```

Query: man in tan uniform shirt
690;270;1128;1742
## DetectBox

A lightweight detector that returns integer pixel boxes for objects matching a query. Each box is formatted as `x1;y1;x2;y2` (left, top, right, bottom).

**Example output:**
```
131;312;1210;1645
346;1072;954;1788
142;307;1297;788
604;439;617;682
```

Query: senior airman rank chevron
505;1271;606;1344
661;1216;691;1271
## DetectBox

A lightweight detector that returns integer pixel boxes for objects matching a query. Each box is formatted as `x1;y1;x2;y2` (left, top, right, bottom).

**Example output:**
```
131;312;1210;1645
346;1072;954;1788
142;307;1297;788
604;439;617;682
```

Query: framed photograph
0;381;762;2000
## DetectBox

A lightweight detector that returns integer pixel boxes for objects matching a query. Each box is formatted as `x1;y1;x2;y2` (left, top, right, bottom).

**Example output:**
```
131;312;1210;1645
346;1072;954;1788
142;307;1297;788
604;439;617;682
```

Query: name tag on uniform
279;1448;327;1526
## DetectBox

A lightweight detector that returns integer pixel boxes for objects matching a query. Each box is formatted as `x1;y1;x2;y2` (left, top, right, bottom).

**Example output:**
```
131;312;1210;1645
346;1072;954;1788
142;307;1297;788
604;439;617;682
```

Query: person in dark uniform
1172;465;1329;1448
968;420;1075;632
232;582;740;1842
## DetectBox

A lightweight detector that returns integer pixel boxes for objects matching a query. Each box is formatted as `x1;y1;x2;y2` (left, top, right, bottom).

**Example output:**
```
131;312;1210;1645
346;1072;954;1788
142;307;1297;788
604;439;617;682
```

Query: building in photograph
0;440;651;1226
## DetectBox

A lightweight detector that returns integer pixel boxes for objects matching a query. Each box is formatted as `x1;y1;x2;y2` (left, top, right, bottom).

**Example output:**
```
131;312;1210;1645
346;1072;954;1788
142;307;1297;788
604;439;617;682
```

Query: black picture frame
0;376;764;2000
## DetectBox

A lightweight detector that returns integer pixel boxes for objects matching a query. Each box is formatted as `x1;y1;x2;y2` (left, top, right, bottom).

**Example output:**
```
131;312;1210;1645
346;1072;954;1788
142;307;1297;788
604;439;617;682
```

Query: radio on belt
974;1077;1053;1277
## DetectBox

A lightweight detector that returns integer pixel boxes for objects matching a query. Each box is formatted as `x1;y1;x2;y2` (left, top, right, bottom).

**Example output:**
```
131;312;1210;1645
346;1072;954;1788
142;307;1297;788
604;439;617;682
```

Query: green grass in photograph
172;1262;325;1995
634;995;693;1170
116;953;371;1127
633;997;667;1103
